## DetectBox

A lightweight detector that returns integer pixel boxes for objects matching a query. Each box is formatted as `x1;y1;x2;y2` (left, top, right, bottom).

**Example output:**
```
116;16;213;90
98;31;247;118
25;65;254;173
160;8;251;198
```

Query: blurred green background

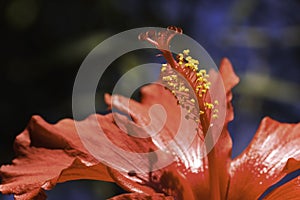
0;0;299;199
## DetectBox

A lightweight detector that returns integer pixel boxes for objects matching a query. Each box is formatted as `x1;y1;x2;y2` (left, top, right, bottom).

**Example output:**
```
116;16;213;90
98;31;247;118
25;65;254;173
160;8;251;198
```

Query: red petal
14;188;47;200
139;27;240;199
219;58;240;95
211;58;239;197
105;84;181;135
193;58;239;198
106;86;199;199
108;192;174;200
106;86;193;166
263;175;300;199
0;115;113;199
106;85;202;169
211;58;240;123
106;59;240;199
108;164;196;200
229;117;300;199
105;93;151;126
182;59;239;199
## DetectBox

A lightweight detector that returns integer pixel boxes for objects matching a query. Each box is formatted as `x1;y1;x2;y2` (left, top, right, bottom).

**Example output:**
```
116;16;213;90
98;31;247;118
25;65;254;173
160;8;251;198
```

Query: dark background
0;0;300;199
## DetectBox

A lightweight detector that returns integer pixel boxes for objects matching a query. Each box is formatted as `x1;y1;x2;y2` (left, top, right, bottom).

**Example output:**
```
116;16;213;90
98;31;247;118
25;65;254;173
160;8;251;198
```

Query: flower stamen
139;27;222;200
160;49;219;126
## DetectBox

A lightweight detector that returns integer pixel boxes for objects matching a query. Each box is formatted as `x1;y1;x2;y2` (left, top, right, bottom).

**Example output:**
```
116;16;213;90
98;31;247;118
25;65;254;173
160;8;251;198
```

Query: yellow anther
200;110;205;115
191;60;198;65
200;69;206;74
212;114;218;119
183;49;190;55
196;85;203;92
179;86;186;92
191;66;197;71
197;77;204;82
184;88;189;92
161;66;166;72
204;83;210;89
186;56;192;61
162;63;167;67
214;100;219;105
213;109;219;113
201;89;207;93
190;98;195;103
205;103;214;109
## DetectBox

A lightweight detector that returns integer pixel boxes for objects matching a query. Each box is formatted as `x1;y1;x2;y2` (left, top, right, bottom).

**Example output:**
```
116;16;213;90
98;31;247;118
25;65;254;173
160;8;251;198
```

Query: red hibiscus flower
0;27;299;200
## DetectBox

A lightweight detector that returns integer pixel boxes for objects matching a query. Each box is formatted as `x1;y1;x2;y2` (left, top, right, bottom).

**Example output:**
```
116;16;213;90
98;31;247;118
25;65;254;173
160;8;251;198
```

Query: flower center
139;27;219;136
139;26;223;200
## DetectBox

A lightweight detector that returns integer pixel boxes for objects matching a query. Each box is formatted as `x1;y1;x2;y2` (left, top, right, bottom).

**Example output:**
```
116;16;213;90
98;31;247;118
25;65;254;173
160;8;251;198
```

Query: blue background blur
0;0;299;199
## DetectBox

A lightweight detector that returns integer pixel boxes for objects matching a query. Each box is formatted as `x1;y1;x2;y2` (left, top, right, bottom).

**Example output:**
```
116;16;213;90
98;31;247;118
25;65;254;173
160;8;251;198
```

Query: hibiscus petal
0;115;114;199
106;86;203;169
210;58;240;123
106;58;240;199
108;192;174;200
0;148;105;200
108;163;195;200
229;117;300;199
105;93;152;127
14;188;46;200
263;175;300;199
190;58;239;199
106;86;195;168
105;89;198;199
211;58;239;198
140;83;180;128
105;83;181;135
219;58;240;95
